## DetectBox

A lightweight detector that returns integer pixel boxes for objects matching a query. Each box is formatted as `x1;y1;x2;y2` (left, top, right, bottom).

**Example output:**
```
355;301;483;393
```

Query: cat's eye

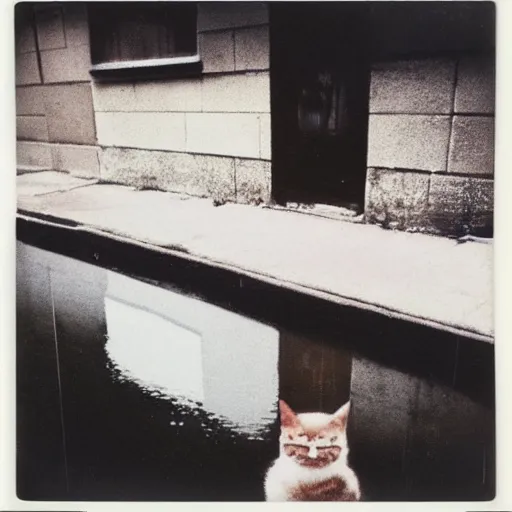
330;436;338;443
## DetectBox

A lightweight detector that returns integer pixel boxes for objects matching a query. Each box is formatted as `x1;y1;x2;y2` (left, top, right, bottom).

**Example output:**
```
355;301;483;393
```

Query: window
88;2;200;79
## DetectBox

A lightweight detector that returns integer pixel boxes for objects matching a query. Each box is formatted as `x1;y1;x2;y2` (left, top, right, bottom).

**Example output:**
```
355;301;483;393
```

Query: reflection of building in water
349;356;494;500
17;241;495;501
105;298;205;402
104;273;279;436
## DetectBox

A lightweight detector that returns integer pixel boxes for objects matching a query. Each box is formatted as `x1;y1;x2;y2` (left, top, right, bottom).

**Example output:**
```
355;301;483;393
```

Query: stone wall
15;3;494;231
15;3;100;178
364;55;495;236
15;2;271;204
93;2;271;204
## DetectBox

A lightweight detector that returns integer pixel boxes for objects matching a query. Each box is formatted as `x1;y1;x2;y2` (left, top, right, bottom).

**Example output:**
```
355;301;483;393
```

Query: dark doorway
270;3;371;210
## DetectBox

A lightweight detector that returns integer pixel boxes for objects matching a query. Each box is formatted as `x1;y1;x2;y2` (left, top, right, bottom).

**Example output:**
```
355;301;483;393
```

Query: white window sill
89;55;203;82
90;54;201;72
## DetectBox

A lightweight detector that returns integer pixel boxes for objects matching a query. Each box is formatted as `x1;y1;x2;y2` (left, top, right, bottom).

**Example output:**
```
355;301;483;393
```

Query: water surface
16;239;495;501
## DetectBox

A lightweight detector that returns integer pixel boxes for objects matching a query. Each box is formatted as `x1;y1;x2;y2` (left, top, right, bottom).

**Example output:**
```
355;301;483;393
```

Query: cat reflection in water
264;400;361;501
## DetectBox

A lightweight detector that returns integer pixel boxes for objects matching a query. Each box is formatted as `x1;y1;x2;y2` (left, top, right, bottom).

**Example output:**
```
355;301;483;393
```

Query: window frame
87;2;202;82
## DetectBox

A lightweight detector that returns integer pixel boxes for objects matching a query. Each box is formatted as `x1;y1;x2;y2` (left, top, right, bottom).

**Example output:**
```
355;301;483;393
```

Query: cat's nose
308;446;318;459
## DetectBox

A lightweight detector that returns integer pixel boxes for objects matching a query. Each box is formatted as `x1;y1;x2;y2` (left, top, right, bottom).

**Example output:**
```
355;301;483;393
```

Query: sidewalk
17;171;493;343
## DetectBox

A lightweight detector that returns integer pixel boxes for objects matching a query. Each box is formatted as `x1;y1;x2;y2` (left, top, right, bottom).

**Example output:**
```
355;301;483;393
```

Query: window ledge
90;55;203;82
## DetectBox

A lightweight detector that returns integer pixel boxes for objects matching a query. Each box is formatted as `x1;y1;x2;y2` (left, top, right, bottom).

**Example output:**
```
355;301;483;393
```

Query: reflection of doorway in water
278;330;352;414
105;297;206;402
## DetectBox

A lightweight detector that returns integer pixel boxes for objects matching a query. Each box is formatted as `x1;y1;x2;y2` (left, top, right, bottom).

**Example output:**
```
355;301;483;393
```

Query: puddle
16;240;495;501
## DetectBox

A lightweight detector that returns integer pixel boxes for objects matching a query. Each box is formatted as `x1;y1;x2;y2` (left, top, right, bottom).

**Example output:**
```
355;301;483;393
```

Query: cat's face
279;400;350;469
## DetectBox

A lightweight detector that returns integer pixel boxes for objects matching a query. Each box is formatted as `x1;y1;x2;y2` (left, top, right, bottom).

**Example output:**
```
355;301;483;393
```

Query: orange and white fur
264;400;361;501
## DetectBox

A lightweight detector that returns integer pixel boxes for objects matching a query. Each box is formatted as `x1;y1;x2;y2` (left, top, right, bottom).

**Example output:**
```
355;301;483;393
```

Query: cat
264;399;361;501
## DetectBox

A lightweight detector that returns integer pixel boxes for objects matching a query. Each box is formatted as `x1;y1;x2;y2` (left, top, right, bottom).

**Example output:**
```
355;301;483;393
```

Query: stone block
16;86;46;115
186;113;261;158
16;116;49;141
235;158;271;204
455;55;495;114
35;5;66;51
62;3;90;48
197;2;268;32
43;83;96;145
195;154;237;203
201;72;270;113
370;59;456;114
100;146;186;190
235;25;270;71
99;146;236;202
16;52;41;86
40;45;91;84
364;168;430;230
426;174;493;236
92;82;136;112
134;79;202;112
16;22;37;54
260;113;271;160
367;114;451;172
16;141;53;168
448;116;494;176
199;31;235;73
52;144;100;178
96;112;186;152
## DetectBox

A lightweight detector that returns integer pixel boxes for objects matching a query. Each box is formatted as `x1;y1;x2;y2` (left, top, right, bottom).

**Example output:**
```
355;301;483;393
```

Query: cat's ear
330;401;351;429
279;400;299;428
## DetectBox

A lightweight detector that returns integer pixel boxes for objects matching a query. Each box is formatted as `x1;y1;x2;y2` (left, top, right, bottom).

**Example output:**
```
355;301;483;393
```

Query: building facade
15;2;495;237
